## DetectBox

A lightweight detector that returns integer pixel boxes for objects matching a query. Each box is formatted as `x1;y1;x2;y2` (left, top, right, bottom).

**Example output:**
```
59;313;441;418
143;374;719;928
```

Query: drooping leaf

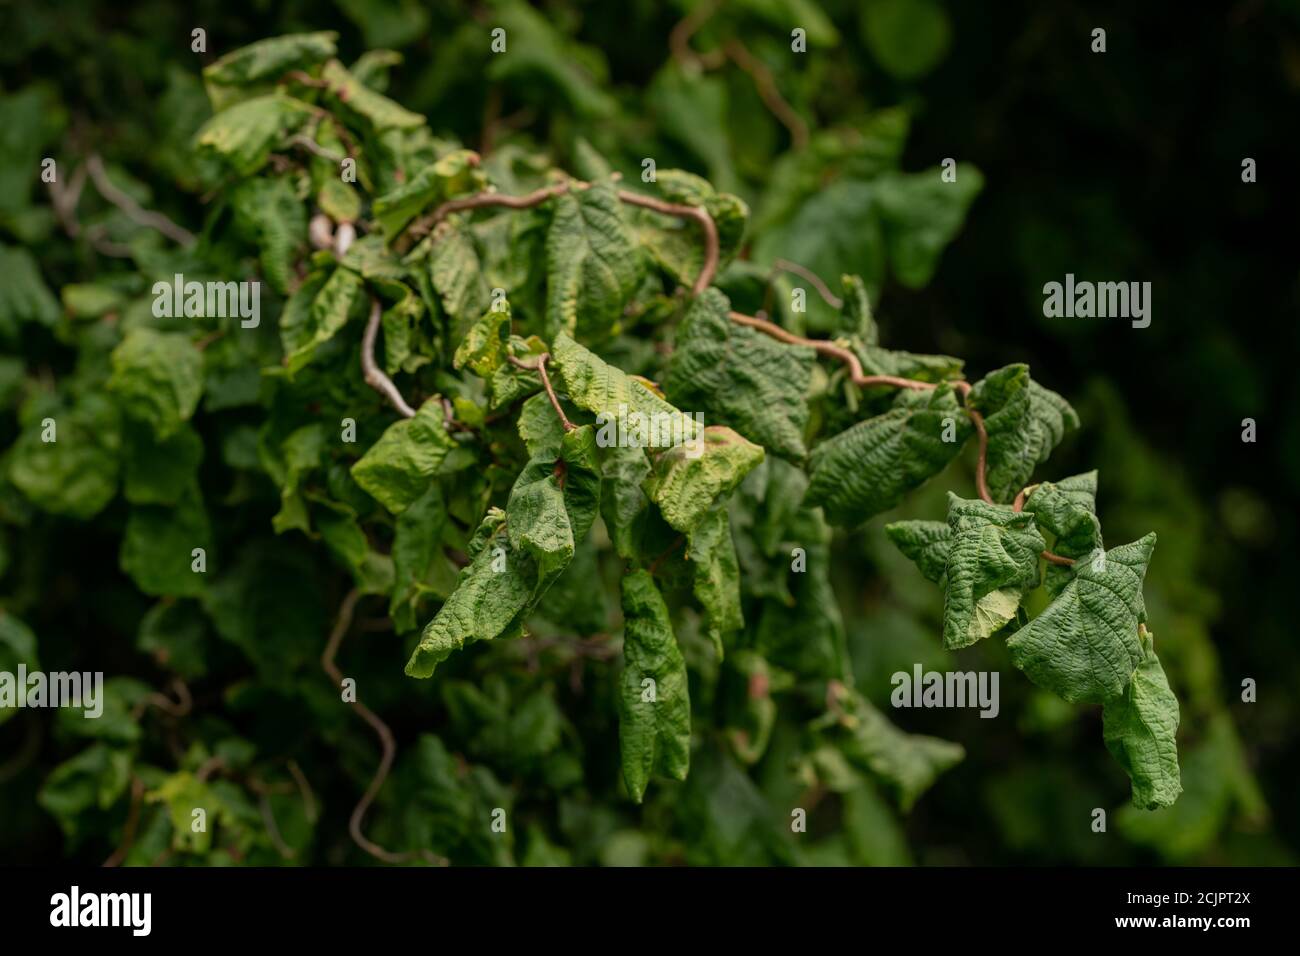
545;182;641;338
320;59;424;130
120;489;212;597
1006;534;1157;703
351;397;455;514
617;570;691;803
1103;625;1182;810
941;494;1044;649
280;266;366;374
9;393;121;519
665;289;814;459
686;505;743;659
404;509;535;678
372;148;485;237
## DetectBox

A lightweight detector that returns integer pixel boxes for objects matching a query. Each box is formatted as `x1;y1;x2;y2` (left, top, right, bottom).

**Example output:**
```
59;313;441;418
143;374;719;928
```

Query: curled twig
771;258;843;308
617;189;720;295
361;297;417;419
323;589;442;865
103;776;146;868
85;154;196;247
509;353;574;431
723;39;809;151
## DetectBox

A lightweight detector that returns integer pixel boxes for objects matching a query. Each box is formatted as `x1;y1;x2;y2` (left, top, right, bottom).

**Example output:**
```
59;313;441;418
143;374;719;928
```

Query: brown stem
1041;551;1076;567
617;189;719;295
669;0;727;70
361;297;417;419
728;311;932;390
409;181;571;239
285;133;345;164
287;759;318;822
952;381;993;505
509;353;574;431
323;589;437;865
647;535;686;575
723;39;810;151
103;776;146;867
771;258;843;307
85;154;196;247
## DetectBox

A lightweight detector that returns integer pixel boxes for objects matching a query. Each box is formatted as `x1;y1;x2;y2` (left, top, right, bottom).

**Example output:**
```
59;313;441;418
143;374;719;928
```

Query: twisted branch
85;154;197;247
361;297;417;419
509;353;573;431
323;589;445;865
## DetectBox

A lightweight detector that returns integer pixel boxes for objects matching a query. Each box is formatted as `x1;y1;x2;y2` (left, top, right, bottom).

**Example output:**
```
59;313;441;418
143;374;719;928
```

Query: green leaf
807;385;971;526
195;93;316;174
969;364;1080;503
202;32;338;110
9;393;121;519
230;175;306;295
137;601;209;680
122;420;203;506
550;330;701;447
405;509;535;678
829;685;964;811
1024;471;1103;595
861;0;952;80
634;170;749;283
506;424;602;594
372;148;485;237
1006;534;1157;703
315;500;395;595
617;570;691;803
120;489;211;597
545;182;641;338
108;328;204;439
941;494;1045;649
351;397;455;514
38;744;133;843
320;59;424;130
875;166;984;287
427;218;491;337
599;444;653;561
686;505;742;659
279;266;365;375
486;0;617;118
390;484;454;632
1103;626;1182;810
884;520;950;584
664;288;814;459
453;305;511;378
649;426;765;534
0;611;39;726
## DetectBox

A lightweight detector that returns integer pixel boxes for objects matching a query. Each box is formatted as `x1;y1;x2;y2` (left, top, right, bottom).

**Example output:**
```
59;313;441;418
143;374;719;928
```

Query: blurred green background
1;0;1295;864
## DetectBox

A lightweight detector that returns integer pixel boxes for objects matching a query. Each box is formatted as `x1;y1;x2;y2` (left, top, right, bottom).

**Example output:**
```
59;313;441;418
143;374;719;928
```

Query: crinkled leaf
202;32;337;110
122;420;203;506
0;244;58;335
875;165;983;287
969;363;1080;503
686;505;742;659
279;266;365;375
545;182;641;338
884;519;951;584
664;288;813;459
618;570;691;803
351;397;455;514
807;385;971;526
109;328;204;439
195;93;315;174
941;494;1045;649
405;509;535;678
506;424;601;594
1103;626;1182;810
372;148;485;236
648;426;764;534
1006;534;1156;703
230;175;306;295
829;685;964;811
320;59;424;130
1025;471;1103;596
428;218;490;338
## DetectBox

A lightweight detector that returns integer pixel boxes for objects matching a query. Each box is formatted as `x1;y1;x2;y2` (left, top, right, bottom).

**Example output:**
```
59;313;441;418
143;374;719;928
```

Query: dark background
1;0;1295;864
